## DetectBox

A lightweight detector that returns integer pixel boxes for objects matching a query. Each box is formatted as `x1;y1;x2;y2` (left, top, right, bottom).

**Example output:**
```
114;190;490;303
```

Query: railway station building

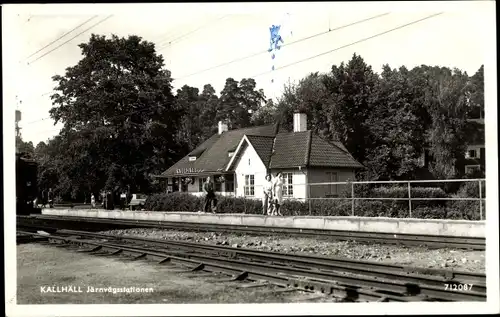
158;113;364;200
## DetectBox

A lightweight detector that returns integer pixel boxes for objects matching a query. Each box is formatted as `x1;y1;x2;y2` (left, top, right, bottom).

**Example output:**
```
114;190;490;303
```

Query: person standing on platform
41;188;47;208
262;174;273;215
91;193;96;209
120;191;127;210
47;188;54;208
272;172;284;216
203;177;217;213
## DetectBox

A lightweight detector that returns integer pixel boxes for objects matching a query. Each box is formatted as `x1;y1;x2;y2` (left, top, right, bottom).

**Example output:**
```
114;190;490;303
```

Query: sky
3;1;496;145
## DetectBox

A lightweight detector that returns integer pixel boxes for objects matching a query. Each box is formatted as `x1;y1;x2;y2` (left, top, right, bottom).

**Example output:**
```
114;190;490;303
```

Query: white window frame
282;172;294;197
469;149;478;159
465;165;481;174
188;156;197;161
244;175;255;196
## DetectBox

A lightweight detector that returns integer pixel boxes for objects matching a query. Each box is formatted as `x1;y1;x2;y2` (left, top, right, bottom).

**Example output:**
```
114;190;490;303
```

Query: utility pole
15;95;23;153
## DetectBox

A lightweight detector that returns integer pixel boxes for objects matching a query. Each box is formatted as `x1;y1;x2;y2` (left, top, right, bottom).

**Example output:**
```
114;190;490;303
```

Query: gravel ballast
100;228;485;273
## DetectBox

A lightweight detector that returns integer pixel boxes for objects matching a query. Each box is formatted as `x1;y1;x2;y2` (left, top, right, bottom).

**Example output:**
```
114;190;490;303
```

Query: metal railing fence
233;178;486;220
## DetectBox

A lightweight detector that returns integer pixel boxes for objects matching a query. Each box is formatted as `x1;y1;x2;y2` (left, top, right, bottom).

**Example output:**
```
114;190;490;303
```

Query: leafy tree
217;77;266;129
423;66;470;179
251;99;279;126
175;85;202;150
16;136;35;158
364;65;428;180
48;33;183;196
325;53;379;165
466;65;484;119
198;84;220;139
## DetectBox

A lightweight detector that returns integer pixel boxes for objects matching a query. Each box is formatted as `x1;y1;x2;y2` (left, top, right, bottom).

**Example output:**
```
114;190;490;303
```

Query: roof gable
161;124;277;176
269;131;310;169
245;135;275;168
309;134;364;168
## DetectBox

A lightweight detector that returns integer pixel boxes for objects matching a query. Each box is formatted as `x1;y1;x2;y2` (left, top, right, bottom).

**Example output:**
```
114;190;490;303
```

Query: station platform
40;208;485;238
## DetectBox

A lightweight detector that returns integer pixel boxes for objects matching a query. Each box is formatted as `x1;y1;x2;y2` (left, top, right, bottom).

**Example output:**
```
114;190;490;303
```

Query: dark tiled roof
161;124;277;176
308;134;364;168
162;122;363;177
269;131;311;168
268;131;363;169
246;135;275;167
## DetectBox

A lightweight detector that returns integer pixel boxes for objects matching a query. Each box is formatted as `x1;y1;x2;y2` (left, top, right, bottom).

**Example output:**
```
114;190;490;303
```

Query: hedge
144;183;483;220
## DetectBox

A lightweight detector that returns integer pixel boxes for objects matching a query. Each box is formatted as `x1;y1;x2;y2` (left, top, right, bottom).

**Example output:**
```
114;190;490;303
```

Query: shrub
144;192;203;212
309;199;350;216
445;181;486;221
411;206;448;219
144;188;481;220
281;199;309;216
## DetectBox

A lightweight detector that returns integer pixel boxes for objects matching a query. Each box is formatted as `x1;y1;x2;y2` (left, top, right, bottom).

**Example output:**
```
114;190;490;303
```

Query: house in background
463;114;485;175
157;113;364;200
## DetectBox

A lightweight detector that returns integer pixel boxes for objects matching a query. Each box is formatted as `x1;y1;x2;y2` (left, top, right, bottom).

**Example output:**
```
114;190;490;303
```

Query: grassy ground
17;243;333;304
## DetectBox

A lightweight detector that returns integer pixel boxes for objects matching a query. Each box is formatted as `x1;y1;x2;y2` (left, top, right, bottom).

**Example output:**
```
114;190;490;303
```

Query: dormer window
228;151;235;157
188;156;197;162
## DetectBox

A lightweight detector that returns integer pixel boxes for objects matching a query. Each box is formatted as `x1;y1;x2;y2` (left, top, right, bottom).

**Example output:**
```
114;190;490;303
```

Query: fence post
308;184;312;216
351;182;355;216
479;180;483;220
408;181;412;218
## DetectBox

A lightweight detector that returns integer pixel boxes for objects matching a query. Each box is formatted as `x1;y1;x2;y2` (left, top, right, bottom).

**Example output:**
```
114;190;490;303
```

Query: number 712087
444;284;473;291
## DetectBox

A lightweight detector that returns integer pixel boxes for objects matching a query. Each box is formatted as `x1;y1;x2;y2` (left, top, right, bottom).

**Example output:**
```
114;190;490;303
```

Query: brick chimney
293;112;307;132
218;121;228;134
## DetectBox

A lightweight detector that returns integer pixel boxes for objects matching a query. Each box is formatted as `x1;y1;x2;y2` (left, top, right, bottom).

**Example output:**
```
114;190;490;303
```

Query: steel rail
50;228;486;290
19;229;486;302
19;230;421;302
18;230;486;301
18;215;486;250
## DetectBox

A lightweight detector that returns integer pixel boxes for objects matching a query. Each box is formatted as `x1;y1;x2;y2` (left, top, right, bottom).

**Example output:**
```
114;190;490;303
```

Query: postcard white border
3;1;499;316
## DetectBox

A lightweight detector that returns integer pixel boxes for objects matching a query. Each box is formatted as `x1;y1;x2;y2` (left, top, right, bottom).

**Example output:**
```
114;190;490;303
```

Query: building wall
307;168;356;198
165;176;234;197
234;143;268;199
269;168;307;200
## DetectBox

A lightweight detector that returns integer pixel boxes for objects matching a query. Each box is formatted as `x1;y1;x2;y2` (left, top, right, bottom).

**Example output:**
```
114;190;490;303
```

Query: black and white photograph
3;1;499;316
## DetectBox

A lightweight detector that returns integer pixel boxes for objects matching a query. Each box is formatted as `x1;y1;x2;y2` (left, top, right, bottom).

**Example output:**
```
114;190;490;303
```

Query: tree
325;54;379;165
217;77;266;129
251;99;278;126
466;65;484;119
423;66;470;179
175;85;202;150
364;65;428;180
48;34;183;196
16;136;35;158
197;84;220;140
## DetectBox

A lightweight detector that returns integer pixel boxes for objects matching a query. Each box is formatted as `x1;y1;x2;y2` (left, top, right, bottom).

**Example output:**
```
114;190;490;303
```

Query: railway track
18;228;486;302
18;214;486;250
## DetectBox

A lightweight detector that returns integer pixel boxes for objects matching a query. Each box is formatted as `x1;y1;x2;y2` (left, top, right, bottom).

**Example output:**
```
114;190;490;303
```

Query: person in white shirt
272;172;284;216
91;193;96;209
262;174;273;215
120;191;127;210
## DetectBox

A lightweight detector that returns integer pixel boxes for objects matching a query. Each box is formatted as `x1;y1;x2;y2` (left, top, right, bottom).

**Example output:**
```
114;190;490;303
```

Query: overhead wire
156;14;229;50
172;12;390;81
25;15;98;60
27;15;113;65
28;12;442;139
250;12;444;79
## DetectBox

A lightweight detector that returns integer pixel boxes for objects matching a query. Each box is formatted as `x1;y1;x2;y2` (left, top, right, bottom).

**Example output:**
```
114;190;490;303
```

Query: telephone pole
15;95;22;153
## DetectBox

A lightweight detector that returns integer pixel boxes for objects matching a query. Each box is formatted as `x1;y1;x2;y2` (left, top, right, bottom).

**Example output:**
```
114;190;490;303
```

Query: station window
282;173;294;197
244;175;255;196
